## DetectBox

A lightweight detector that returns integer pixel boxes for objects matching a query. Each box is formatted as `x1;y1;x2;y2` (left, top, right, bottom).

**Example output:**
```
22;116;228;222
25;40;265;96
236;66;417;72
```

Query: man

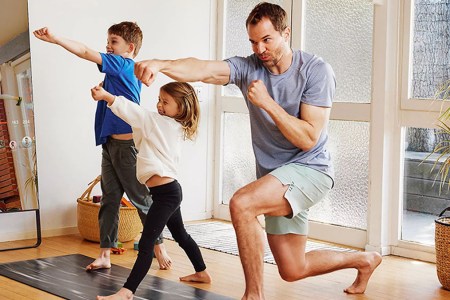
134;2;382;299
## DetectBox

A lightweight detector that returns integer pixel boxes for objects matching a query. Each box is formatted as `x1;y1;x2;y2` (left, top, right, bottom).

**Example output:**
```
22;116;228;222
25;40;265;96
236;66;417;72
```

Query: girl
91;82;211;300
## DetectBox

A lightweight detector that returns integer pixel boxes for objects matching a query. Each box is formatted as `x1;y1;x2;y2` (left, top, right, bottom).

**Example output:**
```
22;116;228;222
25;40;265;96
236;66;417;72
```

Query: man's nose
255;43;265;54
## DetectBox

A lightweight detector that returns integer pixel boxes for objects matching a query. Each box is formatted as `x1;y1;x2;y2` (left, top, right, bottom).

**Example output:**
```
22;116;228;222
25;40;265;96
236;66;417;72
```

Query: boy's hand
33;27;57;44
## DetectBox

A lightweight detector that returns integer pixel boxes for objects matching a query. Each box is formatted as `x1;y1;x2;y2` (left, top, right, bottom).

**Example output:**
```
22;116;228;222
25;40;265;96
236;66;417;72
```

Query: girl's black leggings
123;180;206;293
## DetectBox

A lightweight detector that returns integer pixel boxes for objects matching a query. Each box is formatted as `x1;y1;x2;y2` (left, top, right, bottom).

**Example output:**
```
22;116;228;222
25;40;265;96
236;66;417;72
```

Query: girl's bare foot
179;270;212;283
97;287;133;300
154;243;172;270
344;252;382;294
86;248;112;271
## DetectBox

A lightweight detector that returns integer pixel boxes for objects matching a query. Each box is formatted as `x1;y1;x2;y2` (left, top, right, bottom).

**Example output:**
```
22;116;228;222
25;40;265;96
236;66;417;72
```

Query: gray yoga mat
0;254;232;300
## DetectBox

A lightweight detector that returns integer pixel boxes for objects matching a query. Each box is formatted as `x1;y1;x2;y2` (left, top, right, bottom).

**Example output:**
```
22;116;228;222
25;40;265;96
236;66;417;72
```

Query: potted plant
427;80;450;191
427;79;450;291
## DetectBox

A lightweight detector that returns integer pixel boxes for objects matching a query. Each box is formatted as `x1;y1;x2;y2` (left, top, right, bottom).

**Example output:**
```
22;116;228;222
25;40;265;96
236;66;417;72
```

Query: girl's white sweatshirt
108;96;183;184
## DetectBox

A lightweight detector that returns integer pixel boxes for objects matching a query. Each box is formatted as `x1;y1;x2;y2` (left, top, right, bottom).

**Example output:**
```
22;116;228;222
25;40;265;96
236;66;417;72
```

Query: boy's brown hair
246;2;288;34
108;21;143;57
160;82;200;141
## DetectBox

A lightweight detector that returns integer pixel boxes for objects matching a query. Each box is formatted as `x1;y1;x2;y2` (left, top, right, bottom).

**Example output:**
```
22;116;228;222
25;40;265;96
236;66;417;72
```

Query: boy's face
106;34;134;58
157;90;180;118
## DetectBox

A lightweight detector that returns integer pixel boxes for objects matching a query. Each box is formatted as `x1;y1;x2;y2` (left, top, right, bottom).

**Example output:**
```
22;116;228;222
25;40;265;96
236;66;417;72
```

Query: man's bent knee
229;191;255;223
277;263;308;282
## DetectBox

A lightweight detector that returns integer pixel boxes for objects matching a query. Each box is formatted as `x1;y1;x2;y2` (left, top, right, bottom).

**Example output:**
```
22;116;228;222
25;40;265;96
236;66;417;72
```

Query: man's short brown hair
246;2;288;33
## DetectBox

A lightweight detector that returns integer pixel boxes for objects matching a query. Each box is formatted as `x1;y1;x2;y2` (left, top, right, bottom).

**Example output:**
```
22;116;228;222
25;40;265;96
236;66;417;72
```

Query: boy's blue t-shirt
95;53;142;145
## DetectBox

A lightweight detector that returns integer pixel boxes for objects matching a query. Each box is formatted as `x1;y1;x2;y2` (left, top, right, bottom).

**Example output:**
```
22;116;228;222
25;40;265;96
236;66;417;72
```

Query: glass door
292;0;374;248
214;0;291;220
214;0;373;248
395;0;450;259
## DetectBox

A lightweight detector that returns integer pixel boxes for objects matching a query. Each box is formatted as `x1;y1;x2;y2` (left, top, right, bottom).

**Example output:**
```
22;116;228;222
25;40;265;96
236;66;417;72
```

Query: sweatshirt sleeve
108;96;155;133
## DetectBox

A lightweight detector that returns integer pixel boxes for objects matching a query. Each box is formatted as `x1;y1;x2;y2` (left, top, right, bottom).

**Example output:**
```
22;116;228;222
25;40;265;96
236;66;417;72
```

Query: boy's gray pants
98;137;163;248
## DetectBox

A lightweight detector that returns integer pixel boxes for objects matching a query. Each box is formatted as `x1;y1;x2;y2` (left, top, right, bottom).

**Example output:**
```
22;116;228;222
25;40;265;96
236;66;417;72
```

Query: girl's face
157;89;180;118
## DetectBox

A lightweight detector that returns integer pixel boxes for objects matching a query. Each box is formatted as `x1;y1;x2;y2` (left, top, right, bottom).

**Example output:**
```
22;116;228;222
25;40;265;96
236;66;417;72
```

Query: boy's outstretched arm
33;27;102;65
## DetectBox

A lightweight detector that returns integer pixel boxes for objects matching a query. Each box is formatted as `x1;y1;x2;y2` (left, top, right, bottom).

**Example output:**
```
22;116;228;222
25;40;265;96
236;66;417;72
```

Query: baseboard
365;244;391;256
0;226;79;242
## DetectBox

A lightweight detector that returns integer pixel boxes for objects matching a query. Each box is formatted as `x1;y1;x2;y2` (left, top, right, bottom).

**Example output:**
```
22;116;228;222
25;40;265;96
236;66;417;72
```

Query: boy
33;22;172;271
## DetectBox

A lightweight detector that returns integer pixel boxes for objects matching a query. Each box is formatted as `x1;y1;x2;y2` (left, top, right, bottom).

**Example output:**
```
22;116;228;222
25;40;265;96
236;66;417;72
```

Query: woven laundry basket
435;207;450;290
77;175;143;243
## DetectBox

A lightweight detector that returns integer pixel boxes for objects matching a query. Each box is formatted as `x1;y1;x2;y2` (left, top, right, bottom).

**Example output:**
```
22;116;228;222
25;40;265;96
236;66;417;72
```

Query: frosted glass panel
411;0;450;99
309;121;369;230
304;0;373;103
222;116;369;230
222;113;255;204
223;0;285;97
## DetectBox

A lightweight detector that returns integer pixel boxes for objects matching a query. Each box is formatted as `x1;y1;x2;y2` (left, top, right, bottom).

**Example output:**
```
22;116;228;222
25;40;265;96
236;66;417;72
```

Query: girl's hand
91;83;115;104
90;85;106;101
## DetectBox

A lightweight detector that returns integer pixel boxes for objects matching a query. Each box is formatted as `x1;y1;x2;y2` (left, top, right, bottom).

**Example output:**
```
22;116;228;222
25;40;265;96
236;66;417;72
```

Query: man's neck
269;47;293;75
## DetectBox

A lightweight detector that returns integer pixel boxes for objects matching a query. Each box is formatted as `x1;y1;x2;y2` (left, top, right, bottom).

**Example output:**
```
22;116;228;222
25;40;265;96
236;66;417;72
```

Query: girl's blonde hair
160;82;200;140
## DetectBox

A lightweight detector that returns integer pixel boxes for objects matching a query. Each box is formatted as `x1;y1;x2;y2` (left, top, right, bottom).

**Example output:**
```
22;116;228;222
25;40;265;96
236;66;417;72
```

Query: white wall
0;0;216;241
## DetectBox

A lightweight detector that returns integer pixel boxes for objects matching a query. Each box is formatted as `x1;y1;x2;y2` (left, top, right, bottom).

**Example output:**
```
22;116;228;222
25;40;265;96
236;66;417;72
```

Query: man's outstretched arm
134;58;230;86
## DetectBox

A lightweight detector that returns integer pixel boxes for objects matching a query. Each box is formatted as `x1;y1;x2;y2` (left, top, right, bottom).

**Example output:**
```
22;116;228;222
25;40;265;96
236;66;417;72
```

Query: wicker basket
77;175;143;243
435;207;450;291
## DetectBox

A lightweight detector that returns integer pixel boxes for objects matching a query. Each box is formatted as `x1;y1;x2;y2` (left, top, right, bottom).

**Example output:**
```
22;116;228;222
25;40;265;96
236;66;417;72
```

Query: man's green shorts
265;163;333;235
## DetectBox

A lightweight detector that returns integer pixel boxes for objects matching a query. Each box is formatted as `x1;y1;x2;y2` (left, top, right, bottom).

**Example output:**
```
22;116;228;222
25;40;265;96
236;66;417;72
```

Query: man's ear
283;27;291;42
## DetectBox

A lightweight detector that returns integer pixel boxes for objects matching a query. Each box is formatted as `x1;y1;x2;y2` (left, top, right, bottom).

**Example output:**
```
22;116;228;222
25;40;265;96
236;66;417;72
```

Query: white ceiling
0;0;29;47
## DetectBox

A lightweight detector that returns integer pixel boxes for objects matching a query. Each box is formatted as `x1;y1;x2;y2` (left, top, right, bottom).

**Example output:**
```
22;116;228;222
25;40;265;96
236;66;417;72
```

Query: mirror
0;0;40;250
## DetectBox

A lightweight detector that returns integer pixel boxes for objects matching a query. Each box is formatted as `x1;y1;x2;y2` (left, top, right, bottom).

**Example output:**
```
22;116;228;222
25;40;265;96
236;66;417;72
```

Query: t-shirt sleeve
108;96;155;134
302;61;335;107
97;53;125;76
225;56;253;89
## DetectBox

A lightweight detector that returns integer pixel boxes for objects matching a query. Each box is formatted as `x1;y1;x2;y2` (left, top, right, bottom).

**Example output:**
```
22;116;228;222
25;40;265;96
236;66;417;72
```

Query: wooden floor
0;225;449;300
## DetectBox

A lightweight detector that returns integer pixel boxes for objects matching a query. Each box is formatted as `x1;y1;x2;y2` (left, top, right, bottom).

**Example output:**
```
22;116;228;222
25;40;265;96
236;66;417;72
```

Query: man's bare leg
268;234;382;294
96;287;133;300
229;175;293;300
154;243;172;270
230;199;266;299
232;215;265;300
86;248;112;271
179;270;212;283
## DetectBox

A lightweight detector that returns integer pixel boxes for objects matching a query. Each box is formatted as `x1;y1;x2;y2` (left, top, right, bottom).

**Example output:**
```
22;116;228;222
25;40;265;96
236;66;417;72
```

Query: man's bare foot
86;248;112;271
344;252;382;294
154;243;172;270
179;270;212;283
97;287;133;300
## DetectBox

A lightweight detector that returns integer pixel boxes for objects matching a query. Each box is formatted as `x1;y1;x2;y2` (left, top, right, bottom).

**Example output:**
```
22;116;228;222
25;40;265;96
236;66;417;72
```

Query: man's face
106;34;133;58
247;17;289;70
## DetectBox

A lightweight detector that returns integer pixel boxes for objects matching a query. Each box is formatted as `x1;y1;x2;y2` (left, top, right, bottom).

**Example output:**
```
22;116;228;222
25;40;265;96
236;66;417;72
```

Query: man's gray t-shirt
225;50;335;180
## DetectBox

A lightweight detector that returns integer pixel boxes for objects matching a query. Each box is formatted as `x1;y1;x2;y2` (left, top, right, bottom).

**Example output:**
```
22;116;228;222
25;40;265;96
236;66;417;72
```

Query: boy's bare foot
179;270;212;283
344;252;382;294
154;243;172;270
97;287;133;300
86;248;112;271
